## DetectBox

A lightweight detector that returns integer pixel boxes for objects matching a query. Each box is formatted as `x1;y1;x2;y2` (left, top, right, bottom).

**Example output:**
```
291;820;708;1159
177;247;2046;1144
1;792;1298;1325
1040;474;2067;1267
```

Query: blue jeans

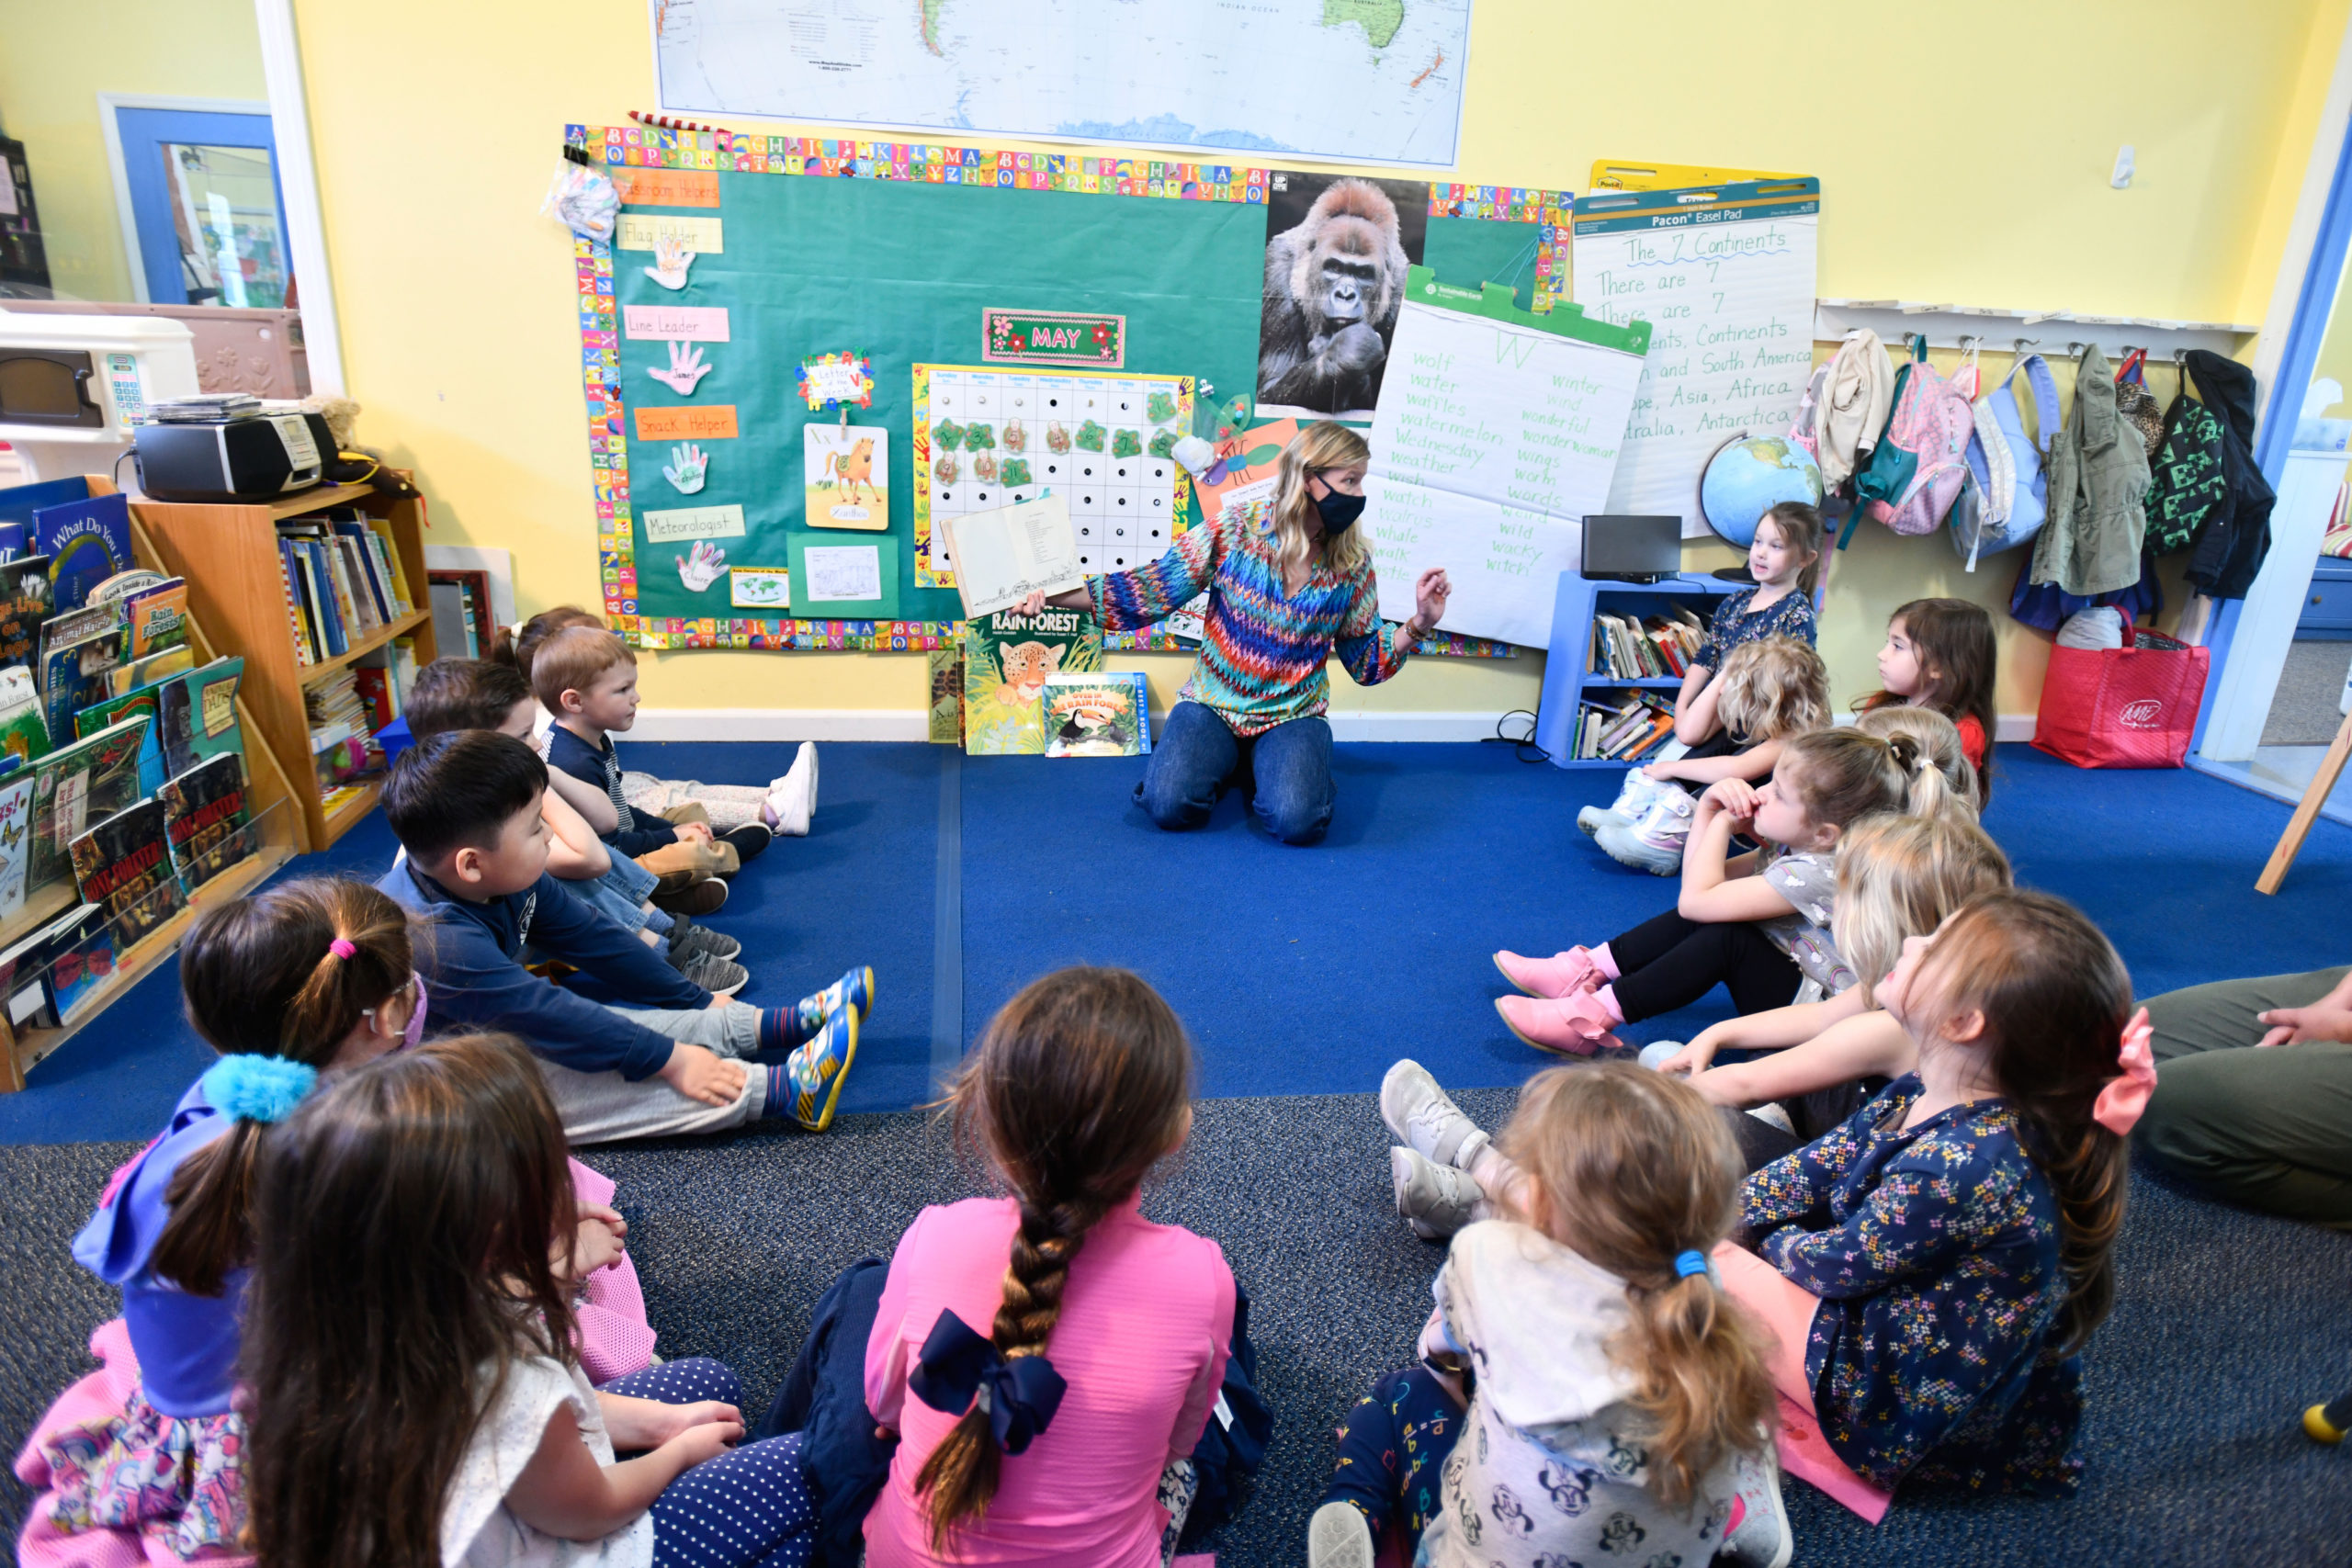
572;856;673;935
1137;702;1335;845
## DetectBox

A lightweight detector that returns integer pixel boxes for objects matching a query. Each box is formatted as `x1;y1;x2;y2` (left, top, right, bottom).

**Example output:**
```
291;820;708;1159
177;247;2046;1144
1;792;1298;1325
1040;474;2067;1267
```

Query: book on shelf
277;540;319;667
1;901;114;1032
0;554;55;670
0;772;33;919
31;491;131;613
364;517;415;615
74;685;166;797
427;570;493;660
27;714;149;910
70;797;186;942
40;626;125;750
122;579;189;660
161;752;252;891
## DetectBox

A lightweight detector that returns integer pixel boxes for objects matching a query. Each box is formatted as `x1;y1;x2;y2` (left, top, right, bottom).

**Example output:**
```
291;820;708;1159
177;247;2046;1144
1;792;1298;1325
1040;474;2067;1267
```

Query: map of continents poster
650;0;1472;168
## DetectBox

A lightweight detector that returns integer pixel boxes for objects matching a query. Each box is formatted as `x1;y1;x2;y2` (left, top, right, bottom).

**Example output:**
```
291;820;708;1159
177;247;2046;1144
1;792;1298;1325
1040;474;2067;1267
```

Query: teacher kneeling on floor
1023;420;1451;846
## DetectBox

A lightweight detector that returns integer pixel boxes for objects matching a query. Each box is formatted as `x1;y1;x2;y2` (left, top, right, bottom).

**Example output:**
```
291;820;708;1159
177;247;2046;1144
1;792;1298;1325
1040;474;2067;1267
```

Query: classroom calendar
911;366;1192;589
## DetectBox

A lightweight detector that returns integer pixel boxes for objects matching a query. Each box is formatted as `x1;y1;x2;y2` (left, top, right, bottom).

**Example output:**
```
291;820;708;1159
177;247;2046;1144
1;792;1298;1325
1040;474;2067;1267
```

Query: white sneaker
1600;789;1694;876
766;742;816;837
1610;765;1672;819
1306;1499;1376;1568
1747;1100;1796;1136
1379;1059;1489;1168
1390;1147;1485;1240
1717;1443;1793;1568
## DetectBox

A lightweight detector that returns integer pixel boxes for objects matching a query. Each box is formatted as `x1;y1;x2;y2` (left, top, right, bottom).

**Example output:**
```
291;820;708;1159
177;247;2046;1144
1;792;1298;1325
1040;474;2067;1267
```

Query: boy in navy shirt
379;731;874;1138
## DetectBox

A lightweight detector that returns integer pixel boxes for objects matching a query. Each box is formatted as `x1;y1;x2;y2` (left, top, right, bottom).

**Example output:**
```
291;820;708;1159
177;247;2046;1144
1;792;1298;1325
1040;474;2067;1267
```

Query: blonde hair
1713;637;1828;743
1497;1064;1776;1510
1269;422;1371;582
1777;727;1953;837
1853;705;1981;817
1831;814;2012;992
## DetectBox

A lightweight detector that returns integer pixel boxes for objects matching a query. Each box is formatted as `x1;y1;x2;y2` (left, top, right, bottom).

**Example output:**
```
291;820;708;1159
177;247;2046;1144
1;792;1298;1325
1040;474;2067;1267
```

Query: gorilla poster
1256;170;1429;421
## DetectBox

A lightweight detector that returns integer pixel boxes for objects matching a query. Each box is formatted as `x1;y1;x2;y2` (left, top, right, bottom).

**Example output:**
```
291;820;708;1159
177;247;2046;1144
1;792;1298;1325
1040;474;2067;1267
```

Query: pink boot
1496;987;1627;1055
1493;945;1609;999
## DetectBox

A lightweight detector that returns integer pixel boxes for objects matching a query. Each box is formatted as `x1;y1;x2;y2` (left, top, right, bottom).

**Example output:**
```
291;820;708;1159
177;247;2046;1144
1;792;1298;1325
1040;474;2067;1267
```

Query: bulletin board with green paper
579;124;1575;652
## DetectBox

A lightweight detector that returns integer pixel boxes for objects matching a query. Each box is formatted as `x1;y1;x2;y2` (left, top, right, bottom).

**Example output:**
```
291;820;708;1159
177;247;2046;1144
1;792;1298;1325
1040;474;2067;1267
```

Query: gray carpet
5;1091;2350;1565
2261;640;2352;746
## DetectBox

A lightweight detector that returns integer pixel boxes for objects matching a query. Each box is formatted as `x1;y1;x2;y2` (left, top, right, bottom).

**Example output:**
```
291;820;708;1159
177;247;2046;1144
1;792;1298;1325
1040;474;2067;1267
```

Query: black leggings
1607;908;1802;1023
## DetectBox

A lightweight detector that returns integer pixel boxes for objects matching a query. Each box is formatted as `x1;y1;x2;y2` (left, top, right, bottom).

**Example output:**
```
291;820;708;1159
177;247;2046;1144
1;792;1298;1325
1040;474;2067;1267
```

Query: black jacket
2181;350;2275;600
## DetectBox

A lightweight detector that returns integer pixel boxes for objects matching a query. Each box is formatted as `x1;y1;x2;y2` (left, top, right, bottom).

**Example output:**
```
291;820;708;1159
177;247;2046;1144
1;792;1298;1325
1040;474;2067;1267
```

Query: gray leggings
538;1002;768;1145
2136;966;2352;1229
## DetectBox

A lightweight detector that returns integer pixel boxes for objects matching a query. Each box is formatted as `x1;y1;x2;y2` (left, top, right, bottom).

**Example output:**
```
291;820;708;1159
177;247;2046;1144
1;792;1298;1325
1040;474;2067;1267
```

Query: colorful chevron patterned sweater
1091;511;1410;737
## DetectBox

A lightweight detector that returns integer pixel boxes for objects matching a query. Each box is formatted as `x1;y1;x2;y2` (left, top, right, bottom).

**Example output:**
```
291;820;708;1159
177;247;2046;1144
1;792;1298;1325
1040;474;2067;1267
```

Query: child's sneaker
788;965;876;1044
1718;1444;1793;1568
651;876;728;916
783;1007;859;1131
719;822;773;862
1578;766;1671;839
676;951;750;999
1306;1500;1377;1568
1390;1146;1484;1240
768;742;818;836
1492;945;1607;999
666;915;741;963
1598;790;1695;876
1379;1059;1490;1168
1496;990;1626;1055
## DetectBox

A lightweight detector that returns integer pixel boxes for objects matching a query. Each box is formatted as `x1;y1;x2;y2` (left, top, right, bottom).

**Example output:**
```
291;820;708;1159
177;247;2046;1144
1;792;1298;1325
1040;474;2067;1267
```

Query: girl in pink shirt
865;967;1236;1568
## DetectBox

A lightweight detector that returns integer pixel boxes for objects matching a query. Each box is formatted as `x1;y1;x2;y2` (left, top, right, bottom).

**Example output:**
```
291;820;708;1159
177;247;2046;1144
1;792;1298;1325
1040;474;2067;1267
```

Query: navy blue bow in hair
908;1310;1067;1455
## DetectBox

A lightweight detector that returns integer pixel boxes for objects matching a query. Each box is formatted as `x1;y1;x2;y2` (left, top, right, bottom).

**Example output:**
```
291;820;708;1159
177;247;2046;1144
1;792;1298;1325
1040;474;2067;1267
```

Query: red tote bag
2031;633;2211;769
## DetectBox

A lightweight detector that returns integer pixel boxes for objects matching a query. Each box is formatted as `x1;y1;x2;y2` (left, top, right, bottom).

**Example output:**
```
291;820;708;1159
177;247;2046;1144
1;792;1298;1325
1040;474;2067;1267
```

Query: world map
651;0;1471;168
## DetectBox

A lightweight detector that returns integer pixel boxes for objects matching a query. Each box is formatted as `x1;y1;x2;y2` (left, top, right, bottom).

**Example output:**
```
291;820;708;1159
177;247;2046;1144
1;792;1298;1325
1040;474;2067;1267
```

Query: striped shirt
1091;511;1410;737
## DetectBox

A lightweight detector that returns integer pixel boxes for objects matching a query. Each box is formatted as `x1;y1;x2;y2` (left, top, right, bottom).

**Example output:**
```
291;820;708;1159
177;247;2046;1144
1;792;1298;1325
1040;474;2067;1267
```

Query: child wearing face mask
15;881;655;1567
1494;729;1957;1056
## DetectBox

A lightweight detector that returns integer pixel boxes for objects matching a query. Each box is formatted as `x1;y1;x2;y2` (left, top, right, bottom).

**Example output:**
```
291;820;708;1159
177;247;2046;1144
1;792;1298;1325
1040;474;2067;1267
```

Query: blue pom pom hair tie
1673;1248;1711;1280
200;1054;322;1124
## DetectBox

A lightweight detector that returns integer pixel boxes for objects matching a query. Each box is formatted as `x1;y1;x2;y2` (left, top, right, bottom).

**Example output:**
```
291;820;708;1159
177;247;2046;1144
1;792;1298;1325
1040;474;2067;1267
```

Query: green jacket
2030;344;2151;598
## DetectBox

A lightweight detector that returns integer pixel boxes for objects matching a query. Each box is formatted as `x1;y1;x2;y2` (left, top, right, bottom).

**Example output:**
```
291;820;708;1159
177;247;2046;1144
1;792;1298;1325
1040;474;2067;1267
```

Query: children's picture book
75;685;165;797
0;476;89;537
32;491;131;613
123;579;189;659
0;553;55;668
41;626;126;748
108;645;195;698
28;715;150;899
156;657;245;780
70;798;186;942
41;904;117;1029
39;601;120;665
90;570;167;605
926;645;964;744
0;667;51;769
1042;671;1152;757
0;773;34;919
161;753;251;890
961;605;1102;756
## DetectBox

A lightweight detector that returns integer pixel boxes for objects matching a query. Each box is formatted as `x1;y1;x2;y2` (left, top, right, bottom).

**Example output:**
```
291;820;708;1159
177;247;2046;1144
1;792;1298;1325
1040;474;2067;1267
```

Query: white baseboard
631;708;929;742
631;707;2041;746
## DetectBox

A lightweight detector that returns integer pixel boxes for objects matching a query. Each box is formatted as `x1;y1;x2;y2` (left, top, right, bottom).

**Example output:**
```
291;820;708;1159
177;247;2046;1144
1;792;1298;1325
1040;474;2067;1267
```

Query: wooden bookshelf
124;472;437;852
0;482;308;1090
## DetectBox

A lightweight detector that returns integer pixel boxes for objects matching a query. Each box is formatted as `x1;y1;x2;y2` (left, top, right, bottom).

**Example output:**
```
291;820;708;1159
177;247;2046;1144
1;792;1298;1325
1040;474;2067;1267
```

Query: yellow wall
284;0;2348;718
0;0;268;302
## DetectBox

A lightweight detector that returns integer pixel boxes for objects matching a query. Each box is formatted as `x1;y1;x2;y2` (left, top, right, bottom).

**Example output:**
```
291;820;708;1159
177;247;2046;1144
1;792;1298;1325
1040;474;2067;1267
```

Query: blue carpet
7;739;2352;1137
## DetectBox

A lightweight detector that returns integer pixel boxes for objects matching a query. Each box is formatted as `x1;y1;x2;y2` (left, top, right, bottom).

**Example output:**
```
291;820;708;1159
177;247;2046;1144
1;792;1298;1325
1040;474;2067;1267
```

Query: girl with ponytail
1717;888;2140;1495
865;966;1232;1567
1312;1063;1785;1568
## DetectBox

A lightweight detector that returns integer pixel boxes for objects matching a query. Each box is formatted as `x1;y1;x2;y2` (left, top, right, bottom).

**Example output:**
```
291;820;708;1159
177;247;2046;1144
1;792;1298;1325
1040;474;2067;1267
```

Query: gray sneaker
668;916;742;963
1596;815;1685;876
1390;1146;1484;1241
1576;803;1629;838
1306;1499;1376;1568
1379;1059;1489;1169
677;951;750;998
1718;1444;1793;1568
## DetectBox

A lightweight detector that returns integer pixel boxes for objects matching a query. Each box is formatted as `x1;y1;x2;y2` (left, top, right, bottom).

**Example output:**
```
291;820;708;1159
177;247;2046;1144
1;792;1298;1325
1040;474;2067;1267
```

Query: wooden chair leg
2258;706;2352;894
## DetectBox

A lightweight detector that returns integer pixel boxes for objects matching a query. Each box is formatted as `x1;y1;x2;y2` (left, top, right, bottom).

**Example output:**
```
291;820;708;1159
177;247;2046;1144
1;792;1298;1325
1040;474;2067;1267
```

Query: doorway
103;101;291;310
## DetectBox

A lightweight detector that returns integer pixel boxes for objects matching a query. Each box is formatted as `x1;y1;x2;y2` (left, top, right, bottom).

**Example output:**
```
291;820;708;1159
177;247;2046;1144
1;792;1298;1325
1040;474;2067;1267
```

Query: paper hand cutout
643;234;696;290
662;442;708;494
676;540;727;592
649;341;712;395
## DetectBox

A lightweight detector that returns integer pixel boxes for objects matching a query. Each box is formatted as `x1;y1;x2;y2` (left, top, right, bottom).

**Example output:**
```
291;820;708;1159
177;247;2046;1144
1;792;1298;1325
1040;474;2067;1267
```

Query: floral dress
1692;585;1816;672
1740;1076;2086;1494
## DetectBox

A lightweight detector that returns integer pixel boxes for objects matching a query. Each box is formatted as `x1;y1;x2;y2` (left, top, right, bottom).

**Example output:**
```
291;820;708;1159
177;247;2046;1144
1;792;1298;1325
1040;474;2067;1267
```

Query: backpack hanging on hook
2114;348;2165;462
1847;335;1975;544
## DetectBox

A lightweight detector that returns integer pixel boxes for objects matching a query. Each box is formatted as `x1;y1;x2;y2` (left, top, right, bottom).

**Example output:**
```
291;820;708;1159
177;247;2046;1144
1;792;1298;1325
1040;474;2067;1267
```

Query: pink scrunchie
2091;1006;2156;1136
327;938;357;960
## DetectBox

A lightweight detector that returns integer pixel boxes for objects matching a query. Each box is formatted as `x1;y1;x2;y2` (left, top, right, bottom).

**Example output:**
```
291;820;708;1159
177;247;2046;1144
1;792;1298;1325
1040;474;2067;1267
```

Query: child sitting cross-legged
1307;1063;1788;1568
535;621;819;867
1495;728;1958;1055
377;729;873;1140
405;656;749;993
1585;636;1830;877
865;967;1235;1567
244;1033;824;1567
1714;889;2145;1495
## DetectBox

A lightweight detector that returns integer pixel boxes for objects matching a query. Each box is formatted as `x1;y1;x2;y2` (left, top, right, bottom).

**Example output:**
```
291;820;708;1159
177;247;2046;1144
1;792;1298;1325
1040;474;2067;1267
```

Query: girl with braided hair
864;967;1233;1566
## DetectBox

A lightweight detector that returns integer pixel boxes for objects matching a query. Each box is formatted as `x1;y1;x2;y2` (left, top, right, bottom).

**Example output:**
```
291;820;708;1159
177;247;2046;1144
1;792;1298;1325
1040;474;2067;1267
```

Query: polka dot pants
601;1359;816;1568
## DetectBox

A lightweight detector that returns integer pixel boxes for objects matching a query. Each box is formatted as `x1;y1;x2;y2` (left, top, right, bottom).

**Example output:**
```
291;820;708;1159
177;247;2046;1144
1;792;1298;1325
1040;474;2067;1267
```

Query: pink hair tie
328;938;358;961
2091;1007;2157;1136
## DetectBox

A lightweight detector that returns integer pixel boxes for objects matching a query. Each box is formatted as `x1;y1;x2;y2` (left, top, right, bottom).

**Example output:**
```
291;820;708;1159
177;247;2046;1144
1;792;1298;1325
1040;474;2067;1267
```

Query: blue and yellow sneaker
789;964;876;1043
783;1006;859;1131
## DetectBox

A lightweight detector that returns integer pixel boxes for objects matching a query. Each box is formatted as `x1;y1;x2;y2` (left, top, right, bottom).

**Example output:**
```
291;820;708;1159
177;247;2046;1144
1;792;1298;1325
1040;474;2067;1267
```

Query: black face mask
1315;487;1367;534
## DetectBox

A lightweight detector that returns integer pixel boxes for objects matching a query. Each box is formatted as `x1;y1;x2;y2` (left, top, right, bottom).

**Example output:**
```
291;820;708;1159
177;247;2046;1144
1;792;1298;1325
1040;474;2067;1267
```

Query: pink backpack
1856;344;1976;537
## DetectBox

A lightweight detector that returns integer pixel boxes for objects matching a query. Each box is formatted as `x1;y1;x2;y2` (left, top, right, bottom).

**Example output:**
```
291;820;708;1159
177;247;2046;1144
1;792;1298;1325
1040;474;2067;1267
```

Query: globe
1698;433;1826;548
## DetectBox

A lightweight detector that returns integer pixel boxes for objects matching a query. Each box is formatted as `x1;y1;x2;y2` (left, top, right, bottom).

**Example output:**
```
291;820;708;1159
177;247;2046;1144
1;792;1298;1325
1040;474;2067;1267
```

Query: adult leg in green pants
2135;965;2352;1229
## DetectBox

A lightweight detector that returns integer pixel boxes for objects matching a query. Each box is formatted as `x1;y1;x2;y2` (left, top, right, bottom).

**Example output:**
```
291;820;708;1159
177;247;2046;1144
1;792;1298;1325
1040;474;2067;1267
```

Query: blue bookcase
1532;572;1748;768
